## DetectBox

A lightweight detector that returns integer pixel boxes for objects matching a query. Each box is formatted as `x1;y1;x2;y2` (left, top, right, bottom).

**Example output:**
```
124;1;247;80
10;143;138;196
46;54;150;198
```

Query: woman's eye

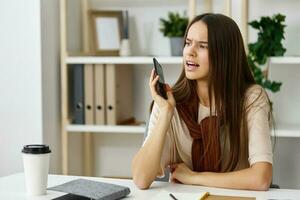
199;44;208;49
185;42;191;46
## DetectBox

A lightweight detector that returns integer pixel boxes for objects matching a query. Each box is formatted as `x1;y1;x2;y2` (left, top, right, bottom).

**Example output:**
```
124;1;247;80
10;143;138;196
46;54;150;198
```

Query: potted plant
247;13;286;93
160;12;189;56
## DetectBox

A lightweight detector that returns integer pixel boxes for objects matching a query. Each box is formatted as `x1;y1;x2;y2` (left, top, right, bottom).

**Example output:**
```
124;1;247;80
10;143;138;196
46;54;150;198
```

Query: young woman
132;13;273;191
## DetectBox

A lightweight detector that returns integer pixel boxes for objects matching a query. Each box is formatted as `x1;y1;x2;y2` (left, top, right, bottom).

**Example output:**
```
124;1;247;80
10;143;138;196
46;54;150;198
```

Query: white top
145;85;273;176
1;173;300;199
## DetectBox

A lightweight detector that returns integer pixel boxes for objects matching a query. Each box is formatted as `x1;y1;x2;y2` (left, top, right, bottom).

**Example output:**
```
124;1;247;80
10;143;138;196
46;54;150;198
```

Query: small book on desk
48;179;130;200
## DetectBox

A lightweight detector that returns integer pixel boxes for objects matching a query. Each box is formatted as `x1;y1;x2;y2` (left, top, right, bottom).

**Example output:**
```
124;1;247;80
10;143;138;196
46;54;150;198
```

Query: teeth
186;61;199;66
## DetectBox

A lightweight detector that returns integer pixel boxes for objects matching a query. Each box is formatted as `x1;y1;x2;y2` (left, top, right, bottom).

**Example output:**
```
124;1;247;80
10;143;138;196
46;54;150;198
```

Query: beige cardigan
144;85;273;176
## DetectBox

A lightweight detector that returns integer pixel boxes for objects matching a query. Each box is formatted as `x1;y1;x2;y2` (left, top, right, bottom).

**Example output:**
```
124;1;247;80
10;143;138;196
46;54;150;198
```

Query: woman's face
183;20;209;81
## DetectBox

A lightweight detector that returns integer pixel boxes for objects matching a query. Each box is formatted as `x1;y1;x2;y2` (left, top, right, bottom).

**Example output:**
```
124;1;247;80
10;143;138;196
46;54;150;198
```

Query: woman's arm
132;109;173;189
171;162;272;191
132;69;175;189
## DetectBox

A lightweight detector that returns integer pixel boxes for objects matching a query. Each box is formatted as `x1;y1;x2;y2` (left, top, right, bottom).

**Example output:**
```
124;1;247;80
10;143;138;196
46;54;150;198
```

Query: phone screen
153;58;167;99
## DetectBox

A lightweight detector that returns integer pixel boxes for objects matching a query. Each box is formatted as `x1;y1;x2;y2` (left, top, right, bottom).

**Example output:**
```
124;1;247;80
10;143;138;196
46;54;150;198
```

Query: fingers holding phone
149;58;175;111
149;69;160;99
164;83;175;104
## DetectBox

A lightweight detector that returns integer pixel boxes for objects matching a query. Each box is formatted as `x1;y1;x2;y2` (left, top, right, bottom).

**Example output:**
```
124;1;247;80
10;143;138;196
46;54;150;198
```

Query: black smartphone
153;58;168;99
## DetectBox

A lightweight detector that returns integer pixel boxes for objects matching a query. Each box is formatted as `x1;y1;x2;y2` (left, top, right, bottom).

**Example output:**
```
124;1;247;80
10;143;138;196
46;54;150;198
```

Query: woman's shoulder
244;84;270;110
245;84;265;95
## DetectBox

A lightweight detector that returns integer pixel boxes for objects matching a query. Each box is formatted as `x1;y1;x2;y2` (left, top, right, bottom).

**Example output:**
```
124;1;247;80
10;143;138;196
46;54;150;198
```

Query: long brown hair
173;13;257;171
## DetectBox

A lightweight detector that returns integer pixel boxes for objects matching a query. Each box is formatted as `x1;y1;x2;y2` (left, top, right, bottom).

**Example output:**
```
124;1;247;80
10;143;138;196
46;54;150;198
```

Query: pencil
169;193;178;200
199;192;209;200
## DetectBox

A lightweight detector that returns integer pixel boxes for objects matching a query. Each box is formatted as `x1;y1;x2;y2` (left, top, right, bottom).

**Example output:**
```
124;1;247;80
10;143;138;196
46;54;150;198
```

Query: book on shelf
68;63;135;126
94;64;106;125
105;64;134;125
69;64;85;124
84;64;95;124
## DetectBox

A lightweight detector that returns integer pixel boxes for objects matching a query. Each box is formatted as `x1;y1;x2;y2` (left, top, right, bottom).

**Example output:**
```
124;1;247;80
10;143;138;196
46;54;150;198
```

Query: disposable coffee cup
22;144;51;196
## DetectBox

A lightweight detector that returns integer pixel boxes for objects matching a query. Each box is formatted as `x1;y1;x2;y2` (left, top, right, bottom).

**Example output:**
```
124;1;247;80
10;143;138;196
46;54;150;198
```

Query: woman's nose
186;46;196;57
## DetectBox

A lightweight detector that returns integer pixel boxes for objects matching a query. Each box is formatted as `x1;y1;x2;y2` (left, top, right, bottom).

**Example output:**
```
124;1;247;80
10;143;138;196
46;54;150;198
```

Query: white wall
0;0;61;176
0;1;43;176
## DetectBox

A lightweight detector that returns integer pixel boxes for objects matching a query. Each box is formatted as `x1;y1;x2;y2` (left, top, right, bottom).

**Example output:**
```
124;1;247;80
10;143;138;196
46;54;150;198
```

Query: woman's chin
185;71;208;81
185;71;199;80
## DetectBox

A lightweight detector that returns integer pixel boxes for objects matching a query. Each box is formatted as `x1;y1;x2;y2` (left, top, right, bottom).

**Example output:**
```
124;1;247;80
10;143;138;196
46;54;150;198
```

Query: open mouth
186;61;200;70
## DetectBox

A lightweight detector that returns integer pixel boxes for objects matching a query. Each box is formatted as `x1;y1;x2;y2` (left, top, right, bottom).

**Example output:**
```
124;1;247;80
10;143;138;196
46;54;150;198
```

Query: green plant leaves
263;80;282;92
248;13;286;93
159;12;188;37
248;20;260;29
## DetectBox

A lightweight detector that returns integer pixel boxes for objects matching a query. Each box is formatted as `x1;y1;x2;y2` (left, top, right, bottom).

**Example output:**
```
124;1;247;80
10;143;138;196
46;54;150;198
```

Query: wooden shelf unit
65;56;300;65
67;124;146;134
66;56;182;64
270;56;300;64
65;123;300;138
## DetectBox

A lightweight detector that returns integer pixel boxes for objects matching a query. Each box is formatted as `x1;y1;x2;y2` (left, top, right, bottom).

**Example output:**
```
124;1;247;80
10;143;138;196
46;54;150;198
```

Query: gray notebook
48;179;130;200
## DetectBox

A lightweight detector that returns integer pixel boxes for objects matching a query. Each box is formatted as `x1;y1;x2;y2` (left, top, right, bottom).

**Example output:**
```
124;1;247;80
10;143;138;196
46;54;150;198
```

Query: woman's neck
196;80;214;107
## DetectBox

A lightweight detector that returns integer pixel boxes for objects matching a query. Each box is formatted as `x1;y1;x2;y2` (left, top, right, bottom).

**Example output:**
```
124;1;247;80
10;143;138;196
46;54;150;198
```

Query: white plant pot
120;39;131;56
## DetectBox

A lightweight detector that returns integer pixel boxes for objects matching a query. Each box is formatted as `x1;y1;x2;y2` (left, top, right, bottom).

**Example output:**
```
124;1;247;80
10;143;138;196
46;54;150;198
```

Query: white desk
1;173;300;200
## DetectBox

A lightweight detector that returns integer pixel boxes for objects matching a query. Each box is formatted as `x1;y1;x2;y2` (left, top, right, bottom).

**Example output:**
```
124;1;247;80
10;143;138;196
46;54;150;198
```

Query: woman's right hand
149;69;176;112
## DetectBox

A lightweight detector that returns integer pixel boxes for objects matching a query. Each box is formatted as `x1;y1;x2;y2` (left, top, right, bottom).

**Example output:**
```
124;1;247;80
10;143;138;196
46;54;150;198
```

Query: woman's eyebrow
186;38;208;44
